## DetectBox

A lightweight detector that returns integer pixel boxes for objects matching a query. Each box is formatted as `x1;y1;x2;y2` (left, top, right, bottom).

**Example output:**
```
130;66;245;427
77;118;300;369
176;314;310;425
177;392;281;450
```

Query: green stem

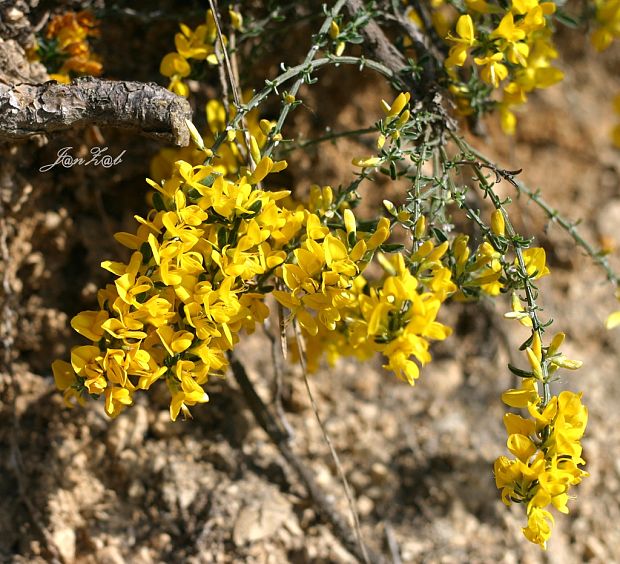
263;0;349;158
205;54;395;163
450;132;551;406
279;127;376;154
462;142;620;287
411;126;432;252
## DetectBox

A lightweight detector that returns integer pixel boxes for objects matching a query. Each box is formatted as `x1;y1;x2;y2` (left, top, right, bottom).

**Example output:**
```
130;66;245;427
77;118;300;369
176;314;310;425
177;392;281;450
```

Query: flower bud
548;332;565;356
415;216;426;238
329;21;340;39
185;119;205;150
229;9;243;30
259;119;275;135
343;208;356;236
491;209;505;236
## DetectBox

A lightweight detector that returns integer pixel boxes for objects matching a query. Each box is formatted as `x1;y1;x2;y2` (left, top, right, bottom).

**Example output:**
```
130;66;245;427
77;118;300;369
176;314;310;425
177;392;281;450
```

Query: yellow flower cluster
31;10;102;82
55;89;460;418
445;1;563;134
294;215;455;383
591;0;620;51
160;9;242;97
495;331;588;548
450;231;550;298
53;154;299;420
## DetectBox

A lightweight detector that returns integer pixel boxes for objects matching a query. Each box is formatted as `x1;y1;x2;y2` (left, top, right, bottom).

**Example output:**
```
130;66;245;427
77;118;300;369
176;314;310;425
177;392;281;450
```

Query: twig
263;316;295;440
293;322;371;564
206;53;397;161
208;0;255;170
262;0;349;158
464;144;620;287
384;521;402;564
280;126;376;154
450;132;553;406
0;77;192;145
228;352;384;563
345;0;408;78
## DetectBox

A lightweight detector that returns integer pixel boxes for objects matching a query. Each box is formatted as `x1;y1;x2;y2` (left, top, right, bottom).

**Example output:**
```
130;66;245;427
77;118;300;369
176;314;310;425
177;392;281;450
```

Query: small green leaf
508;363;534;378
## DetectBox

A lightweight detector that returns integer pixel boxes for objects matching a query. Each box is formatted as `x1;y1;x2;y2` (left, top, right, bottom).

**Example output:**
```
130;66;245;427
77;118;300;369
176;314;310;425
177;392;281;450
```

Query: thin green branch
279;127;376;155
263;0;349;158
449;132;551;406
205;54;396;163
462;142;620;287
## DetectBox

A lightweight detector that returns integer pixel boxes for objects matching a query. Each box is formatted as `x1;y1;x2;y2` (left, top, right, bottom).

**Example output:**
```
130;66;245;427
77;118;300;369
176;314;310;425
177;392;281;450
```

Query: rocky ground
1;4;620;563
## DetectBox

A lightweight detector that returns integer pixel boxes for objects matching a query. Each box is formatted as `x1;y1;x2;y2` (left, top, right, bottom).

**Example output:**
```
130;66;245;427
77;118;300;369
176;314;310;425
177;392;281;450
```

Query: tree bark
0;77;192;146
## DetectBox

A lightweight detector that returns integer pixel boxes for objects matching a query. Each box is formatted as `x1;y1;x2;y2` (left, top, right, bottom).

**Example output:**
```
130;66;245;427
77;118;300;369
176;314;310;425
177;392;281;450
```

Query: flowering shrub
29;10;102;82
49;0;620;553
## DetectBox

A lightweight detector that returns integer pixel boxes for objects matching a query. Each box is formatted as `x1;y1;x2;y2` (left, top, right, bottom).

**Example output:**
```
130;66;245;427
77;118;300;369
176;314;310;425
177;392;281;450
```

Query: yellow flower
520;247;550;279
504;292;533;326
445;15;477;68
160;52;191;78
465;0;501;13
104;386;133;418
591;0;620;51
522;507;554;549
352;156;382;168
607;309;620;329
71;310;108;342
491;209;505;236
52;359;76;390
169;386;209;421
501;378;540;408
605;286;620;328
229;9;244;31
474;53;508;88
491;12;526;43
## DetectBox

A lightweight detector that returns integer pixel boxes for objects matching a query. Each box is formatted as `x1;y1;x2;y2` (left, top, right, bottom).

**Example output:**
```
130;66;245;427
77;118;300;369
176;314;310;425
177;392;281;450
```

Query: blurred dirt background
1;2;620;563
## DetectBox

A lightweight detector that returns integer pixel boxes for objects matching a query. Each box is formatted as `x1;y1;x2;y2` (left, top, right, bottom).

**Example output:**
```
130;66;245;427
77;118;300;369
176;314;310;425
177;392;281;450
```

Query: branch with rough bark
0;77;192;146
345;0;442;92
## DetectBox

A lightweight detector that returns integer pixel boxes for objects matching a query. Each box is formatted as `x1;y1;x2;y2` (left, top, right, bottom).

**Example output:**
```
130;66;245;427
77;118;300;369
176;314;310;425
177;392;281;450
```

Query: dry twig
0;77;192;145
228;352;385;563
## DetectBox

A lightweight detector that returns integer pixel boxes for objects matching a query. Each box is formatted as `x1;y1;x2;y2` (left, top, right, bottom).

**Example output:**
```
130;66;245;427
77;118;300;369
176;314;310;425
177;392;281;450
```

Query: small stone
232;489;298;546
44;211;62;230
357;495;374;516
52;527;76;562
151;533;172;551
370;462;389;483
128;480;145;499
6;8;24;21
